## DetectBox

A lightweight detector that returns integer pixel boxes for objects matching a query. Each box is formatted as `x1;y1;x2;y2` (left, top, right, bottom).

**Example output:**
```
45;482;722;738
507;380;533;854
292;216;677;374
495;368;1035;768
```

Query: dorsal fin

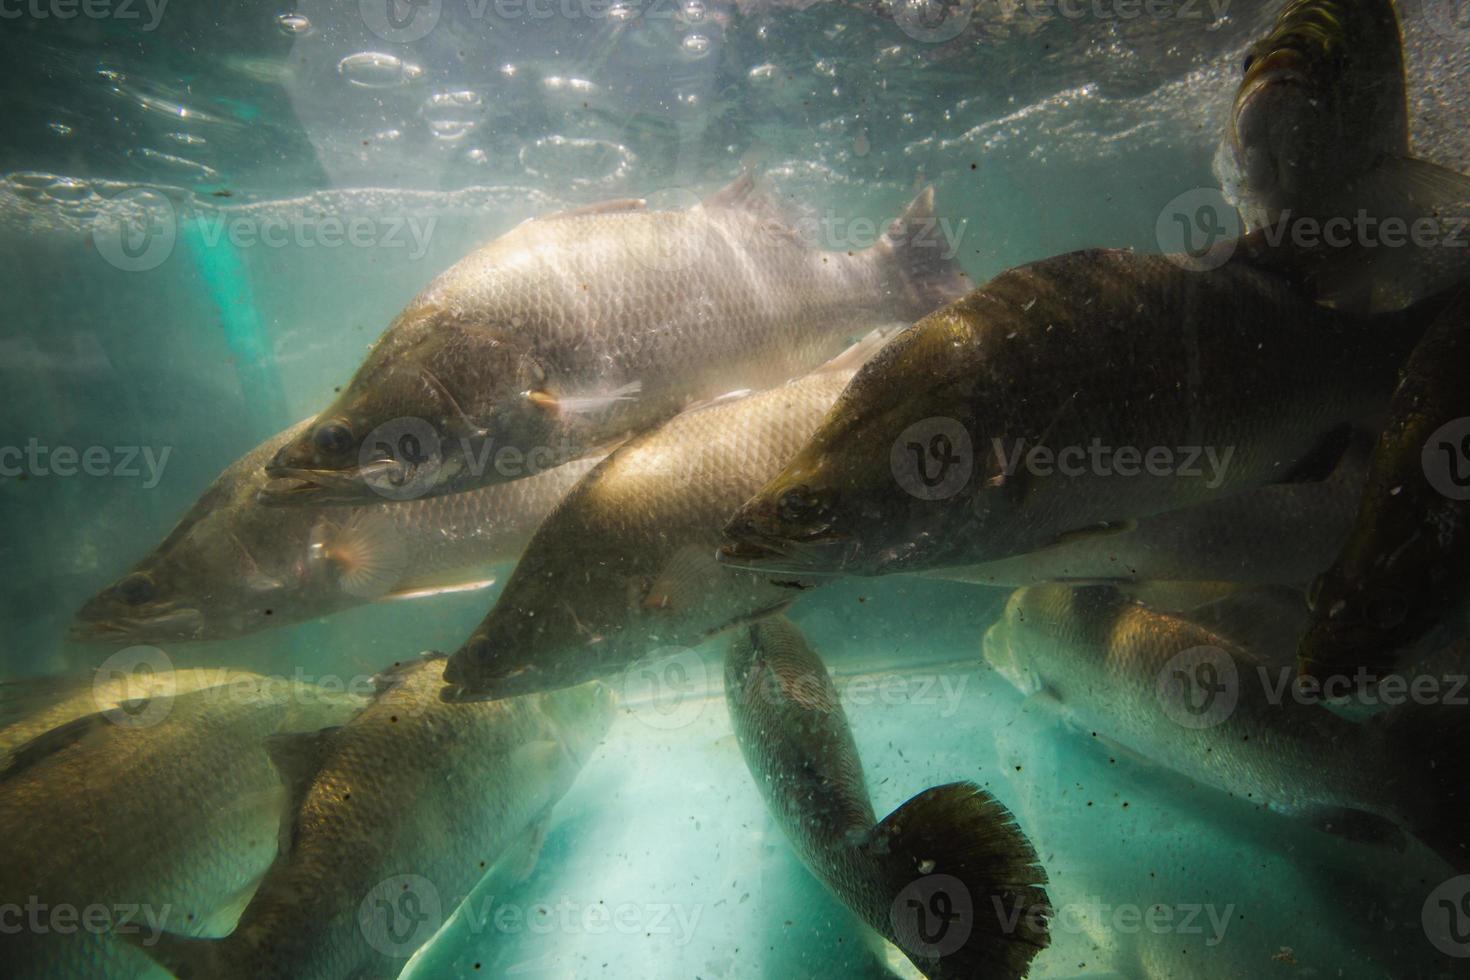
0;674;92;730
815;325;904;375
0;708;117;781
535;198;647;221
264;727;339;856
701;170;757;210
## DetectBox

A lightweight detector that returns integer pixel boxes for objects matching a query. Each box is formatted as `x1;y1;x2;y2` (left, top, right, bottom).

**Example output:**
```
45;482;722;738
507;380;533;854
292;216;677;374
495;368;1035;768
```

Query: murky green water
4;3;1470;978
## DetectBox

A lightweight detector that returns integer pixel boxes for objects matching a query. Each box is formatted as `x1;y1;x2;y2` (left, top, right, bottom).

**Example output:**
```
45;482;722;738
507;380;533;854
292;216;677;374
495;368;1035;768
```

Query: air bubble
276;12;311;35
338;52;423;89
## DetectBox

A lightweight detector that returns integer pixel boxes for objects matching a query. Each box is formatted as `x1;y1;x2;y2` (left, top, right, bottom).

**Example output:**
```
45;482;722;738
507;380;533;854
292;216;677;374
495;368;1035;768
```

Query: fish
440;329;896;702
725;616;1050;980
1215;0;1470;312
1299;290;1470;684
936;430;1368;590
0;673;367;979
260;176;967;505
72;420;604;643
983;583;1470;869
0;665;262;766
719;247;1434;578
133;656;615;980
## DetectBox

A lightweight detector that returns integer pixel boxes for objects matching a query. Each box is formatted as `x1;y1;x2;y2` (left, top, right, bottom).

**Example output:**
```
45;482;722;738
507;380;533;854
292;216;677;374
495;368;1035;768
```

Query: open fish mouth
69;606;206;643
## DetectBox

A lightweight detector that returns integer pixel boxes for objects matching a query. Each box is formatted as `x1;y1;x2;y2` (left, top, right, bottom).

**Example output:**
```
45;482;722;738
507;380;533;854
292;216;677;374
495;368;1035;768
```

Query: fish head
1299;567;1417;683
721;315;994;576
536;681;619;766
440;580;635;702
72;564;209;645
981;589;1047;696
70;449;333;642
261;310;556;504
1219;0;1407;220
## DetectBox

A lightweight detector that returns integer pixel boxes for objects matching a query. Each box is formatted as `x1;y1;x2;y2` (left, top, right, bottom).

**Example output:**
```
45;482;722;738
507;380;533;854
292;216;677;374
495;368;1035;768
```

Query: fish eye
1242;53;1255;74
116;572;155;606
313;421;354;457
778;486;822;524
1363;590;1408;630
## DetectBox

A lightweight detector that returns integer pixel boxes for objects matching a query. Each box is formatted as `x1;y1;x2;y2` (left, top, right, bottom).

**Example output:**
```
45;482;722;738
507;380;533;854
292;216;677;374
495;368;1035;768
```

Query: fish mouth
258;461;400;505
716;530;857;575
69;605;206;643
438;647;540;703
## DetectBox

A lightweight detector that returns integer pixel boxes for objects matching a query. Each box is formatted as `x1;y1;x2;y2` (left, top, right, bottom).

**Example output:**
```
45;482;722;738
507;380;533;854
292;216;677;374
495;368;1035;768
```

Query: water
4;2;1470;978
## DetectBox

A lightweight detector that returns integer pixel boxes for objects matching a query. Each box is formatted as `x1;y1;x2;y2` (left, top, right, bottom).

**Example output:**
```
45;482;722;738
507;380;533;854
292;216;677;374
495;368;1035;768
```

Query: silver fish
726;616;1050;980
0;673;367;979
984;583;1469;869
440;329;897;702
1216;0;1470;312
136;656;614;980
73;420;603;643
721;248;1427;577
261;178;966;504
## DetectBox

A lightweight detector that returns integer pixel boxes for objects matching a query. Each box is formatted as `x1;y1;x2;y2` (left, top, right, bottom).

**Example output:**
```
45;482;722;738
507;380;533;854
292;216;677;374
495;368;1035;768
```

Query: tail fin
121;930;231;980
876;187;970;315
864;781;1049;980
1377;702;1470;873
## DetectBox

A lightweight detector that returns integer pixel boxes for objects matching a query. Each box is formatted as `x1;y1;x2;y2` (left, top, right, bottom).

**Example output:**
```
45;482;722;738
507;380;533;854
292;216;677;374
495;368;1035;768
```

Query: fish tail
875;186;970;315
122;929;237;980
1377;700;1470;873
861;781;1050;980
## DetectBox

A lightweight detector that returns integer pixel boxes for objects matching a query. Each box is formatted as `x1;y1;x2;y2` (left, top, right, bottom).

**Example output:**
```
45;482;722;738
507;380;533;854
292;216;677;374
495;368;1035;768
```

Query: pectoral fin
641;544;727;612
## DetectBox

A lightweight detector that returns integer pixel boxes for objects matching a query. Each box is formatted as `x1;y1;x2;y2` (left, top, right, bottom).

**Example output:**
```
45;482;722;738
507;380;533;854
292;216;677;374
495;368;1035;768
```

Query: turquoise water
5;3;1470;978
